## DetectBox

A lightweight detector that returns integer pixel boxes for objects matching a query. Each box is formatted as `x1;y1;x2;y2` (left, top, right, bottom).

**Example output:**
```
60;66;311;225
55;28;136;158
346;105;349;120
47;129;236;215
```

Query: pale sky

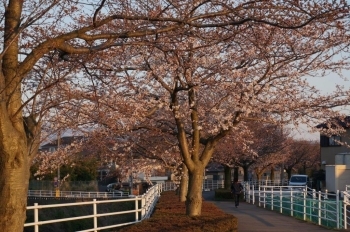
293;70;350;141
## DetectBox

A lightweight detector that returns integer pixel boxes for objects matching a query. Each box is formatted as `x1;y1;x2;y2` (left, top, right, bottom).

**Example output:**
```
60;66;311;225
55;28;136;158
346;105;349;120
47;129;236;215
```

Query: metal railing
28;190;129;198
24;184;162;232
244;183;348;230
248;180;287;187
344;188;350;229
161;181;178;191
202;180;224;190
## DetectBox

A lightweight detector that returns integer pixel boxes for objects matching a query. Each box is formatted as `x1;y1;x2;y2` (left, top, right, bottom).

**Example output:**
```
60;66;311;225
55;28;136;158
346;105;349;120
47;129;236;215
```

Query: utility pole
130;151;133;195
57;131;61;184
55;131;61;197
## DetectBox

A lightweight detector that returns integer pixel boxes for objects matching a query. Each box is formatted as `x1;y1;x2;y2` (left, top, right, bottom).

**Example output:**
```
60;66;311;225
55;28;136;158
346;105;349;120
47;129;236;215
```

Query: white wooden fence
24;184;162;232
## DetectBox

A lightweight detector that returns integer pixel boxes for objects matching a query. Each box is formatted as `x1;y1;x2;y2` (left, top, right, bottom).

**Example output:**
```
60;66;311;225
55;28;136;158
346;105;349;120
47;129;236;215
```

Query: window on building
320;135;341;147
329;135;341;146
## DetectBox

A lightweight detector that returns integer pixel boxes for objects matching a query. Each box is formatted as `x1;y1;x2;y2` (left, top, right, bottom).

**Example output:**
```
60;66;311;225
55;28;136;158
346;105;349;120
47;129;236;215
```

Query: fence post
313;189;316;199
141;195;146;219
244;182;248;203
34;203;39;232
146;190;150;216
93;199;97;232
258;186;261;207
280;187;282;214
264;186;266;208
290;189;293;217
336;190;340;229
345;201;348;229
271;187;274;211
252;185;255;205
135;196;139;222
318;191;321;225
303;189;306;221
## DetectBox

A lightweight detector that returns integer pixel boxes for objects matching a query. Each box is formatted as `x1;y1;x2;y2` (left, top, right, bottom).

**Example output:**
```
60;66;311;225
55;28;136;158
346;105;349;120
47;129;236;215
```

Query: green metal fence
262;194;342;228
248;184;345;230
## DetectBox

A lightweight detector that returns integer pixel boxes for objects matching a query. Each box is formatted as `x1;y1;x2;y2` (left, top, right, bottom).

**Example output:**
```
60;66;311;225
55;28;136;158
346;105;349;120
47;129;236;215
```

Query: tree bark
286;169;292;180
270;167;275;182
179;163;188;202
233;167;239;181
0;1;32;230
256;172;263;181
0;125;30;231
186;167;204;216
243;166;249;181
223;165;232;190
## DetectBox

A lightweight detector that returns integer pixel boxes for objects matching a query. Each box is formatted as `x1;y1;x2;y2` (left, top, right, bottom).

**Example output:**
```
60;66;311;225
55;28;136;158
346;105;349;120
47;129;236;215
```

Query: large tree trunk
233;167;239;181
0;124;30;231
186;166;204;216
179;163;188;202
255;172;263;181
223;165;232;190
286;168;293;180
270;167;275;182
243;166;249;181
0;114;40;231
0;1;31;230
172;73;228;216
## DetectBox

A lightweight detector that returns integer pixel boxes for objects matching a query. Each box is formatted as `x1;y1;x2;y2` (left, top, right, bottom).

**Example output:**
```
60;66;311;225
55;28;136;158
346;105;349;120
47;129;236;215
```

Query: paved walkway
202;191;342;232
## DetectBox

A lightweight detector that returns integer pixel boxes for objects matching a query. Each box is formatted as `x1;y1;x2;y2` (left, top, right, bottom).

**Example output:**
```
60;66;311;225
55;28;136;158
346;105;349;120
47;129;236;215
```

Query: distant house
204;162;246;181
317;116;350;166
205;162;225;181
39;136;84;152
317;116;350;192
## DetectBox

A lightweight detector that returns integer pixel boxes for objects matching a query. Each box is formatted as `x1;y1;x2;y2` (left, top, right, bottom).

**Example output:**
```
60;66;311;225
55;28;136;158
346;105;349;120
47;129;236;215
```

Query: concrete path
202;191;340;232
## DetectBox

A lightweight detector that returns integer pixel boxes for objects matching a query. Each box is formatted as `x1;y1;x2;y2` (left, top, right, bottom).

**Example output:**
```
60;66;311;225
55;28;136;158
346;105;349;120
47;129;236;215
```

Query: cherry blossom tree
110;3;350;216
214;121;289;183
283;139;320;179
249;123;288;181
1;1;350;229
212;123;255;188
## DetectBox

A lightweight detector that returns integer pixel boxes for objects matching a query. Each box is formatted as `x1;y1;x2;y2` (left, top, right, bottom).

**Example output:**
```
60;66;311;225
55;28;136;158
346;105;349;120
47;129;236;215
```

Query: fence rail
161;182;178;191
28;189;129;198
245;183;348;230
25;184;162;232
202;180;224;190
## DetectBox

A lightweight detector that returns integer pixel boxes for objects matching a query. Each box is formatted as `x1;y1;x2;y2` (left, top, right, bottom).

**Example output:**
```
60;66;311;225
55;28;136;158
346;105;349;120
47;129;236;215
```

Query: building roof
316;116;350;129
205;162;225;172
40;136;84;148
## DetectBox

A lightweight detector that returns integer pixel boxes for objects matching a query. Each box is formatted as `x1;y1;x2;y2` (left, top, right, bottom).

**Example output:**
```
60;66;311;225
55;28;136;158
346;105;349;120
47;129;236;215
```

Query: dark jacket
231;182;243;194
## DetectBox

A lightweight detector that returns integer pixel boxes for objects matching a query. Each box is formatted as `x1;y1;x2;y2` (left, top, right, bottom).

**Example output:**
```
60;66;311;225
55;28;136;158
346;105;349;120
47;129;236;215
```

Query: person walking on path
231;179;243;208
